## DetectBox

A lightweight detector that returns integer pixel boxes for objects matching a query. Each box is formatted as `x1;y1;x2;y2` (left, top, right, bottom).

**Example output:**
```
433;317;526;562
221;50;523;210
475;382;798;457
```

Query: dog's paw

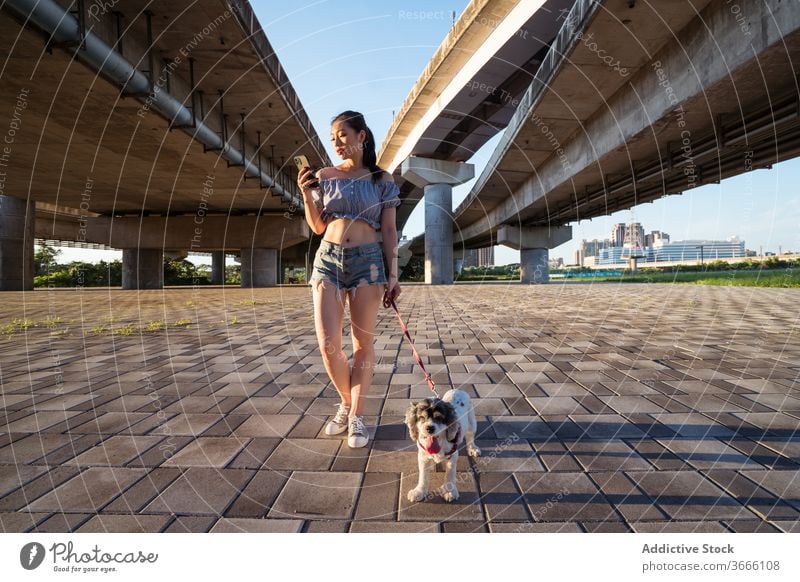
467;445;481;457
438;485;460;503
407;487;428;503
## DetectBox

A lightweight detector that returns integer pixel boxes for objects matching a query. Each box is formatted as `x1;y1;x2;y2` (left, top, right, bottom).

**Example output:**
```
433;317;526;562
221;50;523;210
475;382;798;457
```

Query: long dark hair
331;110;384;183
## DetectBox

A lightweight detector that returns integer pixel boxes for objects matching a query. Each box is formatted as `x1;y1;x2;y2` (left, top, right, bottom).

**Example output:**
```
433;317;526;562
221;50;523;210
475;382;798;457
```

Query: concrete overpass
0;0;328;290
386;0;800;284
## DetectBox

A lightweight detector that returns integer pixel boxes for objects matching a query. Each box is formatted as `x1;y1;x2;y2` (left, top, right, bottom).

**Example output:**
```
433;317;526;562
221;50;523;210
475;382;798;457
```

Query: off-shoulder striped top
310;177;401;230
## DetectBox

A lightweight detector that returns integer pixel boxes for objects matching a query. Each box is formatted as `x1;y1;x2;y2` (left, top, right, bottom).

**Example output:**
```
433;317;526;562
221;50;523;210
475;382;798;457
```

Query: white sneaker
347;414;369;448
325;402;350;436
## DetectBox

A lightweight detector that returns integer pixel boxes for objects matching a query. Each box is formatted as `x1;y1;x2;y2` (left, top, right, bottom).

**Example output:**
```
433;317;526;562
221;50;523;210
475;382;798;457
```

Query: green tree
34;242;61;276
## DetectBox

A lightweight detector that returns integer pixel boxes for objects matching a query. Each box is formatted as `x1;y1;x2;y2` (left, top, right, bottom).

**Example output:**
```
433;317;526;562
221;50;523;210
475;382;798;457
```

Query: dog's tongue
424;436;440;454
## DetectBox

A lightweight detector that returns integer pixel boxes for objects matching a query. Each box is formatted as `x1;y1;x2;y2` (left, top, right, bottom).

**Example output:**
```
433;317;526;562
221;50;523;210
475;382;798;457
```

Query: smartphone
293;155;319;188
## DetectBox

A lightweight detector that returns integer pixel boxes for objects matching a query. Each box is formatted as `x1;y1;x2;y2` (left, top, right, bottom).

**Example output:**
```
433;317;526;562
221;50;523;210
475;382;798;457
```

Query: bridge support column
453;248;465;278
520;248;550;284
241;247;277;287
497;225;572;284
122;249;164;289
400;157;474;285
0;195;35;291
211;251;225;284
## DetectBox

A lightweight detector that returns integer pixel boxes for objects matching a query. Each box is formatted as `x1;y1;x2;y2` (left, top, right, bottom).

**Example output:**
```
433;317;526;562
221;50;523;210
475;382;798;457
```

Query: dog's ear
404;402;419;441
444;402;459;441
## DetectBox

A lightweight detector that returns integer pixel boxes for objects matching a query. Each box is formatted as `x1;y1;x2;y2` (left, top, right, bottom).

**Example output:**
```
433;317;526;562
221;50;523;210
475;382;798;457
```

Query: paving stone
262;439;339;471
149;414;221;437
210;517;303;532
655;438;766;470
353;472;400;521
225;469;289;518
233;414;301;437
77;514;171;532
631;521;729;532
67;435;164;466
627;470;757;521
229;397;291;415
71;412;152;434
0;434;73;464
32;513;93;532
4;410;84;432
143;468;254;515
489;416;555;439
648;412;737;438
350;521;439;532
0;465;48;497
227;437;281;469
0;511;50;532
159;437;248;467
303;520;349;532
398;470;482;522
591;471;667;521
567;440;652;471
477;471;530;522
532;441;582;472
102;467;183;512
162;515;217;532
489;521;583;532
269;471;361;519
514;472;618;522
366;439;420;473
468;440;544;473
738;470;800;511
567;414;647;439
626;439;694;471
26;467;147;512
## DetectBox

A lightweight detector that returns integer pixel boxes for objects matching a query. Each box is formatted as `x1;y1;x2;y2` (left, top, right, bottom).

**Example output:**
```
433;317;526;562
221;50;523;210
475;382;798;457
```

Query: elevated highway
388;0;800;283
0;0;328;289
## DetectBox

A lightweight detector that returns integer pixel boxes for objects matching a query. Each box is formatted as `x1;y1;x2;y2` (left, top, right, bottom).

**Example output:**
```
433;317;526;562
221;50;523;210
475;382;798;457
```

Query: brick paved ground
0;282;798;533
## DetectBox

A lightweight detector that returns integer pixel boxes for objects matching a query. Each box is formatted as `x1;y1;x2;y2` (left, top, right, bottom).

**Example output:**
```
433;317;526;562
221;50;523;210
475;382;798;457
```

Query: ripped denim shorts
309;240;387;296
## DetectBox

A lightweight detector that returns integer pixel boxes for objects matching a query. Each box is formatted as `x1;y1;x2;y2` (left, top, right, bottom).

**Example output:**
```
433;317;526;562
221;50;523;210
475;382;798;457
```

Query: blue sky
54;0;799;265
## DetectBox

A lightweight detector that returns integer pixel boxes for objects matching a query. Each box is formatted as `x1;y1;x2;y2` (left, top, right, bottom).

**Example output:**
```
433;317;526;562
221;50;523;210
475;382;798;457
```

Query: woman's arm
380;207;399;288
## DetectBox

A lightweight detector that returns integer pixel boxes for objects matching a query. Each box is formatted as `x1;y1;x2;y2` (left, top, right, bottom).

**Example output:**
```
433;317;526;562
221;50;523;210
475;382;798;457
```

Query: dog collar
418;426;461;458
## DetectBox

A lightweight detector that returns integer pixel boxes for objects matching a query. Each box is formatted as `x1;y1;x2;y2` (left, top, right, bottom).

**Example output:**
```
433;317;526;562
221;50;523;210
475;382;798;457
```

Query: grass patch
236;299;271;306
584;268;800;287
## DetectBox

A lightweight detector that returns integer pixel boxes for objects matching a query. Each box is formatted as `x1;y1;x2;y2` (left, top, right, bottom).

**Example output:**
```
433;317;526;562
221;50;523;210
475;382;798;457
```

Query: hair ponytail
331;110;384;183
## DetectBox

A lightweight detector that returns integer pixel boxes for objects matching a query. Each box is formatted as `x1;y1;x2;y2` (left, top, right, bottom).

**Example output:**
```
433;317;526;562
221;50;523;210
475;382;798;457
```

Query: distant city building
463;246;494;268
597;236;746;264
581;237;611;257
610;223;627;247
549;257;564;269
645;230;670;247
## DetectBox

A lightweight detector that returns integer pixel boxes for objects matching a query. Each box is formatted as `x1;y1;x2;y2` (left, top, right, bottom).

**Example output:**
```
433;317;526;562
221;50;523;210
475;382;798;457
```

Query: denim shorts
309;240;387;294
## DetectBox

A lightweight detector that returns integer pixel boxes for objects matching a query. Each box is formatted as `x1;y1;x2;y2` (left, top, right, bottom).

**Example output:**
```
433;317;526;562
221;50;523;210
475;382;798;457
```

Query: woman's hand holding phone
297;166;319;194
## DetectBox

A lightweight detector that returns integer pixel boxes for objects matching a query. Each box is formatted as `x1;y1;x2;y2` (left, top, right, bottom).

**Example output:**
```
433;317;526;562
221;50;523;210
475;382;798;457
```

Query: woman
297;111;402;448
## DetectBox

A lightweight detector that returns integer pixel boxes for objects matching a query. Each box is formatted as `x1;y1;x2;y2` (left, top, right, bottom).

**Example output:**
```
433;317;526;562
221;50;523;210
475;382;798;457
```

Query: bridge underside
454;0;800;250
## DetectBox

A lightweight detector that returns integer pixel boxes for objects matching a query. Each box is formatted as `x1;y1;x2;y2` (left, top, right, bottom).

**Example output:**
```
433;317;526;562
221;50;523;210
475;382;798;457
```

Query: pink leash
383;294;439;398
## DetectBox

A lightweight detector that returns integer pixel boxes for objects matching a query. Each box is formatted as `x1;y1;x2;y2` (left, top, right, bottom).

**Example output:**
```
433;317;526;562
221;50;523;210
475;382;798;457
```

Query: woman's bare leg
346;282;383;416
313;279;351;405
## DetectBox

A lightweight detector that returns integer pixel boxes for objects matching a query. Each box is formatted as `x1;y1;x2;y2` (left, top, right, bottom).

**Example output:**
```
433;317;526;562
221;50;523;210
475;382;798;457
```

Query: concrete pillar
211;251;224;284
241;247;277;287
424;183;454;284
497;225;572;284
453;248;465;277
122;249;163;289
400;157;474;285
521;248;549;284
0;195;35;291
